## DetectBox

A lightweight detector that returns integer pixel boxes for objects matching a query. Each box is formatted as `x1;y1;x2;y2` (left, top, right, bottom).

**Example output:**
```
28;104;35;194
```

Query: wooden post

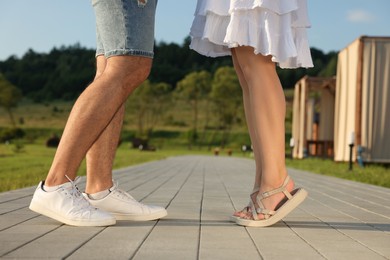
355;36;364;156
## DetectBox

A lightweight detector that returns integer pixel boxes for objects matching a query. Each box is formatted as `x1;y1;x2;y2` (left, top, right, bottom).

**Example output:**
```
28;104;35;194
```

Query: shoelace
63;175;94;211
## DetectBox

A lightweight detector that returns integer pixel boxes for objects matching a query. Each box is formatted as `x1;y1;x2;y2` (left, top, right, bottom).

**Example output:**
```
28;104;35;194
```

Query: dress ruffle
190;0;313;68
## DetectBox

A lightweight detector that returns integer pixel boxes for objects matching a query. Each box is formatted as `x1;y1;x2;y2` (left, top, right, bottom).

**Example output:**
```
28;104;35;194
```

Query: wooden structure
334;36;390;163
292;36;390;163
292;76;336;159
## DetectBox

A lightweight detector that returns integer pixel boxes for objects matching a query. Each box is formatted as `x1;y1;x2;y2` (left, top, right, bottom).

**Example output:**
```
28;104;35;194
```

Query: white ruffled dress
190;0;313;69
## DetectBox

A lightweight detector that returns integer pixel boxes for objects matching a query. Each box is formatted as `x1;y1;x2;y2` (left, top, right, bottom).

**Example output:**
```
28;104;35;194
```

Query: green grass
286;157;390;188
1;143;56;192
0;143;216;192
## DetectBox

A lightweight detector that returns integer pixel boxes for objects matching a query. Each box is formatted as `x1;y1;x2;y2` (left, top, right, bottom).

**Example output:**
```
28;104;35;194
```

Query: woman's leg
233;46;294;219
231;49;262;217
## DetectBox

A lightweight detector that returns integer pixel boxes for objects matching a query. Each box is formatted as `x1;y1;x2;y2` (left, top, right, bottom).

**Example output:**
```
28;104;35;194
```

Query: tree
0;42;336;100
176;70;211;148
0;74;22;126
128;80;173;138
209;66;242;148
319;53;338;76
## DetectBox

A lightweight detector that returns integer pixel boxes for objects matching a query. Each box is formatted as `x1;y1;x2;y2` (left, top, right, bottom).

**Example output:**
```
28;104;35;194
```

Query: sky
0;0;390;61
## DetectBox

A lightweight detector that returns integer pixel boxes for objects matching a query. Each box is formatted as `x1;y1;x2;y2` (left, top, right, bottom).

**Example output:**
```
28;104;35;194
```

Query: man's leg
85;107;124;194
29;0;166;226
84;56;123;194
29;56;151;226
78;55;167;221
44;56;151;187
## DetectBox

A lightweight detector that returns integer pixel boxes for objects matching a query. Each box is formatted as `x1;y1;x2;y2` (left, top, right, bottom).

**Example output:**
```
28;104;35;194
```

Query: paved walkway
0;155;389;259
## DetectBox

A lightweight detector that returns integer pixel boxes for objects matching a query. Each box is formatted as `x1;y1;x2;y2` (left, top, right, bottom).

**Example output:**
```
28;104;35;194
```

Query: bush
46;134;60;148
0;128;25;142
12;139;25;153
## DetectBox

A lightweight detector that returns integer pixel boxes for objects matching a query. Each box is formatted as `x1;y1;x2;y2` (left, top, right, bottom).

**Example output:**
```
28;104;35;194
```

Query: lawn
0;143;213;192
286;157;390;188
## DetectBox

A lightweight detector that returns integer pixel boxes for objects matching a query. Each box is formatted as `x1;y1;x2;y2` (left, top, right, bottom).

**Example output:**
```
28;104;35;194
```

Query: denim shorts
92;0;157;58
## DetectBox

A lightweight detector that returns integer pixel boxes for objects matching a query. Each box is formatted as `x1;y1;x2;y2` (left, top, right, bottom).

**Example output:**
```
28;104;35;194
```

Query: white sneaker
29;177;116;227
84;183;168;221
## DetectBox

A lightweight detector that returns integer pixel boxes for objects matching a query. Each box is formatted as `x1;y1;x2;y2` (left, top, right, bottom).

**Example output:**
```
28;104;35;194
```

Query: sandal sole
230;215;239;222
235;188;308;227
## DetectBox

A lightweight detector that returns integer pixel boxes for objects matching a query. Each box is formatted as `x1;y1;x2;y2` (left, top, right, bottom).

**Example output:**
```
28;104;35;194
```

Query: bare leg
231;49;262;217
233;46;294;219
232;49;262;189
83;56;124;194
45;56;152;187
85;106;124;194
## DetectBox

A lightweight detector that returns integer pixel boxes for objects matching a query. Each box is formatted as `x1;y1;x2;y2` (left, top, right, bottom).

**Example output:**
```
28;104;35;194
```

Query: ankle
44;176;69;187
85;181;113;194
87;189;110;200
260;175;294;194
43;184;61;192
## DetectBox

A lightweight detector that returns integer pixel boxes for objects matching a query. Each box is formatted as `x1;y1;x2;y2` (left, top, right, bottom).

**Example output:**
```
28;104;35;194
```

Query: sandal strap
249;175;293;220
250;198;259;220
246;187;260;206
260;176;292;199
252;176;292;220
244;187;259;220
256;207;276;219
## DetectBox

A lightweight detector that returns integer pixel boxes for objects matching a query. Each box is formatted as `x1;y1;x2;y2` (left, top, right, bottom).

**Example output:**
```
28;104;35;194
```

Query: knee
121;64;151;95
127;63;151;86
105;56;152;94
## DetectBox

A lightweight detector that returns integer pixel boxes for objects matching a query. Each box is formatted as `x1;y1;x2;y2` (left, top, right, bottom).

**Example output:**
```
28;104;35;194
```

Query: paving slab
0;155;389;259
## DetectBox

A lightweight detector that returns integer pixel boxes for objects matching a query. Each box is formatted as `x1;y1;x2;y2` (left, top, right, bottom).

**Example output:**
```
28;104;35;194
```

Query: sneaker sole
29;201;116;227
114;209;168;221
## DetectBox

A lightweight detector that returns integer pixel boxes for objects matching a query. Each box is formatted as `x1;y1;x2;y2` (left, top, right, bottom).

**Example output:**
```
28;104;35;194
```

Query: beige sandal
230;187;259;222
235;176;307;227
